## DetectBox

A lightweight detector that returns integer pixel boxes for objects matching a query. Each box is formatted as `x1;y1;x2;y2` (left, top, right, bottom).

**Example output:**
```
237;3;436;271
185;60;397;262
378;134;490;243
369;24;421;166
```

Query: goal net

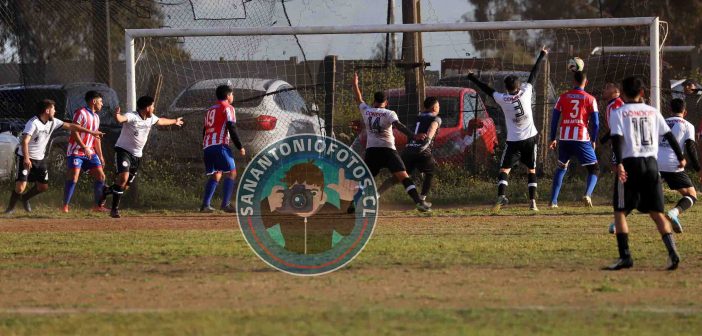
126;17;661;187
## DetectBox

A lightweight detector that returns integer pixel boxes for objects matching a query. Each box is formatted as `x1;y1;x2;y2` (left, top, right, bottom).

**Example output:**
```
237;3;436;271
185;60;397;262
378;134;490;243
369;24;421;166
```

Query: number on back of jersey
367;116;382;133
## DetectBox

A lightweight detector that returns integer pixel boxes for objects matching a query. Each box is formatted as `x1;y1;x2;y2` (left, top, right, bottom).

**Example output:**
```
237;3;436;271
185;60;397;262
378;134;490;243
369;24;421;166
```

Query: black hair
36;99;55;116
423;96;438;109
573;71;587;85
216;85;233;101
137;95;155;111
84;90;102;104
682;79;695;87
504;75;520;92
621;76;645;99
671;98;686;114
373;91;387;104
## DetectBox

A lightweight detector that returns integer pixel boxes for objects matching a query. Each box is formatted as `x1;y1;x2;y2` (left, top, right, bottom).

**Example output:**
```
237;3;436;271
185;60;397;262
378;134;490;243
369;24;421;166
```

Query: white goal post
124;16;661;112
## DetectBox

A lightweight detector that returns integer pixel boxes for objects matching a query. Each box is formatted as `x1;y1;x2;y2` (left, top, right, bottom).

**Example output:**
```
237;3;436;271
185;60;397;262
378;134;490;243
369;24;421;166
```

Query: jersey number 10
631;117;653;146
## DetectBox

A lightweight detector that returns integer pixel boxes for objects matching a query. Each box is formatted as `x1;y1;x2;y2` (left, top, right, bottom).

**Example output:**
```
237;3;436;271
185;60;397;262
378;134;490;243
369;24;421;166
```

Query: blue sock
550;167;567;205
202;178;218;207
94;180;105;206
585;174;598;197
63;180;77;206
221;178;237;208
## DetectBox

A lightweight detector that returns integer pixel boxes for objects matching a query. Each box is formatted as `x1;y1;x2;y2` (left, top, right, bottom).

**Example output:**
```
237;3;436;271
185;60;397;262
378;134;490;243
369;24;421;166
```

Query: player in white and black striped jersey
466;47;548;212
606;76;685;271
656;98;701;233
4;99;104;214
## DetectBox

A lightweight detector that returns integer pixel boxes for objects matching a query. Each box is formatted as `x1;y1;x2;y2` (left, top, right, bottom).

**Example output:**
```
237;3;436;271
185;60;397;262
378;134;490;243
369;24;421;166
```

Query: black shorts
500;135;538;169
365;147;406;176
660;171;694;190
115;147;141;186
401;150;436;175
613;157;665;213
15;155;48;184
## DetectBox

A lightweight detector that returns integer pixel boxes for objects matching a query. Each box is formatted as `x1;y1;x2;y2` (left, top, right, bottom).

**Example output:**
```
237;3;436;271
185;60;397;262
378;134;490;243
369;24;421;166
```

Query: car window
0;89;67;120
0;90;26;119
175;88;265;109
437;97;459;128
66;89;118;126
273;89;312;116
463;93;477;128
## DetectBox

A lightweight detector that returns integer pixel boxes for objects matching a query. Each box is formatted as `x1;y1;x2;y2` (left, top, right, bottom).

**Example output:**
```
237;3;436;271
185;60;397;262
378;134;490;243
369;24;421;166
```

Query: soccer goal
123;17;662;173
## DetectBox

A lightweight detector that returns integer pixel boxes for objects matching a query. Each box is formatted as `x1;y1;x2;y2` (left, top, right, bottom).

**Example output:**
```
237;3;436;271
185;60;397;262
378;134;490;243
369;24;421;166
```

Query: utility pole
401;0;425;119
92;0;113;87
385;0;396;64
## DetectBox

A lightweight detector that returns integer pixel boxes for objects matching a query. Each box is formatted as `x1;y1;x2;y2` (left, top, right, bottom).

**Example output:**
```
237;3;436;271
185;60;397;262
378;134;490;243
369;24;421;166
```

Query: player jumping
466;46;548;211
548;71;600;208
352;72;431;212
656;98;700;233
376;96;442;204
4;99;104;213
101;96;184;218
200;85;245;213
606;76;685;271
62;91;108;213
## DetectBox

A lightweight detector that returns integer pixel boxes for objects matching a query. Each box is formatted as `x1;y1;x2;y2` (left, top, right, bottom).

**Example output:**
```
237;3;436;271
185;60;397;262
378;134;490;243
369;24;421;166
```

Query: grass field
1;202;701;335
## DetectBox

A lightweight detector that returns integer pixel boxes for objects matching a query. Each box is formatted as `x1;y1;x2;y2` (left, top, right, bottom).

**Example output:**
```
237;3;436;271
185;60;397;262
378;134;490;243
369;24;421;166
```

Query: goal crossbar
124;17;661;111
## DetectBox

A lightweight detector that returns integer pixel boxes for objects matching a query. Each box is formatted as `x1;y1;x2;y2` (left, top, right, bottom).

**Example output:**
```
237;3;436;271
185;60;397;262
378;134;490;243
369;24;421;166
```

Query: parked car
351;86;498;172
438;71;557;141
157;78;324;163
0;131;19;181
0;83;121;179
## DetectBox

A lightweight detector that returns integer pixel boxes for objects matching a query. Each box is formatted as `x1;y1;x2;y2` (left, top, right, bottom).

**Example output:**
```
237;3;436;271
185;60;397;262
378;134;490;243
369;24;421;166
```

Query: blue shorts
67;155;103;171
558;140;597;166
204;144;236;175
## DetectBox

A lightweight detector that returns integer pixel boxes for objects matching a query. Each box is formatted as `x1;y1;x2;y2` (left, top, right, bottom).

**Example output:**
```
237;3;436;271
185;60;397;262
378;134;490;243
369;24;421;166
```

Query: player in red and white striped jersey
62;91;108;213
548;71;600;208
200;85;245;213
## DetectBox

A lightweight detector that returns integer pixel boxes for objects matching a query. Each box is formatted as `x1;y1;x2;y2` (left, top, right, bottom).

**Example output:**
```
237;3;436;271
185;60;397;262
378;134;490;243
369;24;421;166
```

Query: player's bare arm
62;123;104;138
70;130;92;157
527;46;548;84
21;134;31;170
156;117;184;127
113;106;128;124
352;72;364;104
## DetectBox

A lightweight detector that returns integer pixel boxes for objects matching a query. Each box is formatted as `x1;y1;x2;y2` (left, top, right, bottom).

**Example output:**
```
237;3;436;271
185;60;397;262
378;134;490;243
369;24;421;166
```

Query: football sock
550;167;567;204
616;233;631;259
221;178;236;208
402;178;422;204
675;195;696;213
662;233;679;258
421;173;434;197
6;190;20;211
527;173;537;200
93;180;105;206
202;178;218;207
585;174;598;197
111;185;124;211
23;185;42;200
497;172;508;197
63;180;76;205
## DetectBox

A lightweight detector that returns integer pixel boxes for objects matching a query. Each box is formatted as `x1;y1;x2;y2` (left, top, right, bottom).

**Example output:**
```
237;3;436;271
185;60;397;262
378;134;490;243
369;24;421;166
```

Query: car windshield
387;95;459;128
0;88;67;120
273;88;312;116
175;88;265;109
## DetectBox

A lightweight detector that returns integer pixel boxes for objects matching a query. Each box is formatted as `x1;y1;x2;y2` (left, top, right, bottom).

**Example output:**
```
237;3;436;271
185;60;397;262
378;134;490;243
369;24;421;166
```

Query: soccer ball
567;57;585;72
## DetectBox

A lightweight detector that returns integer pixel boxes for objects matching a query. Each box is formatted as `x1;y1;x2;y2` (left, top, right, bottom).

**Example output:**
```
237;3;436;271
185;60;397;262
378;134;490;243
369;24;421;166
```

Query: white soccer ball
567;57;585;72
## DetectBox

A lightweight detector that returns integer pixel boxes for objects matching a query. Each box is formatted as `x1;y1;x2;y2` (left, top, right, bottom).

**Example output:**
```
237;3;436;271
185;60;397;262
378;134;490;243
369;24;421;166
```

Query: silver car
0;131;19;181
156;78;324;161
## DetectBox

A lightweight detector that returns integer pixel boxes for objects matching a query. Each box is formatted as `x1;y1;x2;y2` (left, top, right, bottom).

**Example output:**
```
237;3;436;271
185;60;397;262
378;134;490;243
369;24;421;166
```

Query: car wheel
48;142;67;182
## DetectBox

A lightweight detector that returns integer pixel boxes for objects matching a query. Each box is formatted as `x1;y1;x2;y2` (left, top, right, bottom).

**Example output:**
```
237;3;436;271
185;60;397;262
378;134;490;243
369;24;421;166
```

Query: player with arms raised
466;47;548;211
606;76;685;271
200;85;245;213
100;96;184;218
548;71;600;208
352;73;430;212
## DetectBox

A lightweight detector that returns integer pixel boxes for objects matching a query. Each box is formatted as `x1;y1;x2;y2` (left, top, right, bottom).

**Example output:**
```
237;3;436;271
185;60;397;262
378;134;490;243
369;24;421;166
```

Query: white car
158;78;324;161
0;131;19;181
